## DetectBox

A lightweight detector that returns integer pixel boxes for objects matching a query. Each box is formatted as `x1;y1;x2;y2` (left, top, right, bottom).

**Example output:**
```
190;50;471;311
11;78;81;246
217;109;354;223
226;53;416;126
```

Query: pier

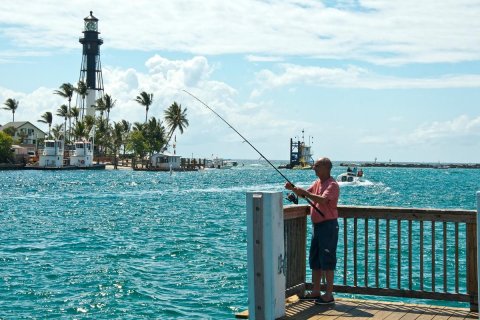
239;195;479;319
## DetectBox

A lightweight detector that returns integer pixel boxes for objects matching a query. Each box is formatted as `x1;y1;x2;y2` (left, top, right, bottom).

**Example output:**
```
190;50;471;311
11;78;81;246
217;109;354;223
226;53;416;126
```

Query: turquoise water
1;163;479;319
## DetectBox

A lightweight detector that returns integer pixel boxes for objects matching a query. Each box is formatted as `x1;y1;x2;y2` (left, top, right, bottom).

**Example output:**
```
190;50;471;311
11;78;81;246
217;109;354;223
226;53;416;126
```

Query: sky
0;0;480;163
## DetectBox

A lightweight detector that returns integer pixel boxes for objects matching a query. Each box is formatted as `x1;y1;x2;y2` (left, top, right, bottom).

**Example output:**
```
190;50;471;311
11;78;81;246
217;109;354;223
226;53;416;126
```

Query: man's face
312;161;330;178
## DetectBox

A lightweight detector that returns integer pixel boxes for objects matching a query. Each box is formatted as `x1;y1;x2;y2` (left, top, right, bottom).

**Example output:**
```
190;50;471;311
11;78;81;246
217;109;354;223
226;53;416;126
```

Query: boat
279;130;315;169
38;139;65;168
207;157;236;169
336;167;365;183
26;138;105;170
69;140;94;167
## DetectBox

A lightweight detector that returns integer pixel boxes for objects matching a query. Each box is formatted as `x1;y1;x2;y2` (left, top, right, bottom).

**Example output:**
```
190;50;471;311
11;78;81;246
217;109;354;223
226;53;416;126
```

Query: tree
164;101;189;149
135;91;153;123
144;117;166;157
52;123;65;140
111;121;124;169
0;131;14;163
128;130;148;168
54;83;74;140
2;126;16;137
56;104;68;141
38;111;53;138
75;80;88;120
3;98;19;122
72;121;86;140
96;94;116;126
120;120;131;157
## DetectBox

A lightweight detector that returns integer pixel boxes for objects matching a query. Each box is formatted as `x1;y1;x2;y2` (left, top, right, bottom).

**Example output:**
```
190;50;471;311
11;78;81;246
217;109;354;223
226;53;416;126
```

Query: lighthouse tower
78;11;104;118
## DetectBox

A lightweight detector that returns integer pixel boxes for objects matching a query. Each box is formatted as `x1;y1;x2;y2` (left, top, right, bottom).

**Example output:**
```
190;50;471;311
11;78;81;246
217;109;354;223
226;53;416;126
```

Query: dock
241;195;479;319
236;296;477;319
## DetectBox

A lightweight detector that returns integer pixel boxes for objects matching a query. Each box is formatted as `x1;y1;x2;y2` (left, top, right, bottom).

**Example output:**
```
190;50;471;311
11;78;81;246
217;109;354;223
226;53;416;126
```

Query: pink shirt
307;176;339;224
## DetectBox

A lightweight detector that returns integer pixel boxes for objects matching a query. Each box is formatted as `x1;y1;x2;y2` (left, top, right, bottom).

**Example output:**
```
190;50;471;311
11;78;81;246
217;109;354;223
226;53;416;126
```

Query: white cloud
0;1;479;65
360;115;480;147
0;54;304;158
251;64;480;95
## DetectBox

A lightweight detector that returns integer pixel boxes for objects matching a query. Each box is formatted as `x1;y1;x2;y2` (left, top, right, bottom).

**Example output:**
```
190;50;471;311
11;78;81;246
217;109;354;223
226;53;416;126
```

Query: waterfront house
150;152;181;170
0;121;46;153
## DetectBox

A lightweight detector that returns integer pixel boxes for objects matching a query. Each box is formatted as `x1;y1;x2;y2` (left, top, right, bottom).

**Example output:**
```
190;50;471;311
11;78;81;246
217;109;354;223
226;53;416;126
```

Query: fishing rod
182;89;324;217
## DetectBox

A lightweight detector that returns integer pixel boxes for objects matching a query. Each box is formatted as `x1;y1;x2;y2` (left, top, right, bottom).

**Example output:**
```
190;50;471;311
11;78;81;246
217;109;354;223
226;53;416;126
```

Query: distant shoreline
339;162;480;169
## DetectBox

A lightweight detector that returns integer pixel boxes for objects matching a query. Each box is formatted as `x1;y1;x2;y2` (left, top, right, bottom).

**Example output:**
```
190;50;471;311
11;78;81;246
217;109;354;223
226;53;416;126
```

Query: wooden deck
236;296;478;319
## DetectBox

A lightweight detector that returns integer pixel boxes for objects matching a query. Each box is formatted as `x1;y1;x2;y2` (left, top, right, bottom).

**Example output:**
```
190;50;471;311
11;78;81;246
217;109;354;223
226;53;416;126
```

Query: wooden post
247;192;285;320
476;191;480;315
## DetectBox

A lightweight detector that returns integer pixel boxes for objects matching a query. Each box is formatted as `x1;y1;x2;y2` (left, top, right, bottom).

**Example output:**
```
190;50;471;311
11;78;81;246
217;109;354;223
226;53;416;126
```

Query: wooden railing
283;204;478;311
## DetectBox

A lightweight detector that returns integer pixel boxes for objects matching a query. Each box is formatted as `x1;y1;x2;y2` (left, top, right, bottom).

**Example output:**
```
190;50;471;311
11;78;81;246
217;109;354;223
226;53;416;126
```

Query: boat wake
337;179;375;187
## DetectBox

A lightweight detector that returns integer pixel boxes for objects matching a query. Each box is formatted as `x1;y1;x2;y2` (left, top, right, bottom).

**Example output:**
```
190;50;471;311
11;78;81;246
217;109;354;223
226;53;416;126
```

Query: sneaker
314;296;335;305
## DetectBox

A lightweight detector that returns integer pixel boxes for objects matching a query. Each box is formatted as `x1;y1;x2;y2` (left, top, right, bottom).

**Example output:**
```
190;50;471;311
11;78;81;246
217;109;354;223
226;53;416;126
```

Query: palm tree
95;94;116;127
52;124;65;140
135;91;153;123
3;98;19;122
111;121;124;169
70;107;80;125
54;83;74;140
56;104;68;142
75;81;88;120
72;121;86;140
38;112;53;138
121;120;131;157
164;102;189;148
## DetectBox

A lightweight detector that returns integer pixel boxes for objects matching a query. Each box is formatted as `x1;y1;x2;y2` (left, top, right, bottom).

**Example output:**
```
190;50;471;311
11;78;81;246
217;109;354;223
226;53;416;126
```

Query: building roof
0;121;46;135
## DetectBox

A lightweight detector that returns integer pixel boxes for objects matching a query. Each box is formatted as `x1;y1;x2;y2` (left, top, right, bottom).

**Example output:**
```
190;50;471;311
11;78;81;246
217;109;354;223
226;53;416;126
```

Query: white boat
336;167;365;183
69;140;94;167
39;139;64;168
207;157;236;169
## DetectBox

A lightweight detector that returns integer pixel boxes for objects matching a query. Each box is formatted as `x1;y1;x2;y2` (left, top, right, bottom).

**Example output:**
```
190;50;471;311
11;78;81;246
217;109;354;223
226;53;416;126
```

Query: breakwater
340;162;480;169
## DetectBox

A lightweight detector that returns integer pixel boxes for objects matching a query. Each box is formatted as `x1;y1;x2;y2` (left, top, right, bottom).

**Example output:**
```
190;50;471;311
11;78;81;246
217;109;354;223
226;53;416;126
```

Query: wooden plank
354;217;358;286
397;220;401;289
253;195;265;320
376;218;379;288
278;298;477;320
408;220;413;290
420;220;424;291
466;222;478;312
344;217;348;286
386;219;390;288
365;218;369;287
432;221;436;292
455;222;459;293
337;206;475;223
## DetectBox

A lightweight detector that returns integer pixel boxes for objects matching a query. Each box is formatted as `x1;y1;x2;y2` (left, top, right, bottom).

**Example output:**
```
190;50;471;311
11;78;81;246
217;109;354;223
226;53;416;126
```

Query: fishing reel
285;192;298;204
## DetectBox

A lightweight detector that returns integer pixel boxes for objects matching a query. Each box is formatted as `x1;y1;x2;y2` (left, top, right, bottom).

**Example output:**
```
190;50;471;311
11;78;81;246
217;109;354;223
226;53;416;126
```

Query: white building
150;152;181;170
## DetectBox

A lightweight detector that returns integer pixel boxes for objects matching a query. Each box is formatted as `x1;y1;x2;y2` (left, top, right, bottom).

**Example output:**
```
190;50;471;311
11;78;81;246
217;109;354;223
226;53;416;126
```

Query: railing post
476;191;480;315
247;192;285;320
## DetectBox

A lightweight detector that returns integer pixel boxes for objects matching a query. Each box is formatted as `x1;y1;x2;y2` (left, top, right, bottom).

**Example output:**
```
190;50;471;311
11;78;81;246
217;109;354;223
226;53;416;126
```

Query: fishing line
182;89;324;217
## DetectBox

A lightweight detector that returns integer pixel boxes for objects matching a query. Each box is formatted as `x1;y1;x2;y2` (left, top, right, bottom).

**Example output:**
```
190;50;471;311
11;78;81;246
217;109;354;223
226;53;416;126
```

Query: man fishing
285;157;339;305
183;90;340;304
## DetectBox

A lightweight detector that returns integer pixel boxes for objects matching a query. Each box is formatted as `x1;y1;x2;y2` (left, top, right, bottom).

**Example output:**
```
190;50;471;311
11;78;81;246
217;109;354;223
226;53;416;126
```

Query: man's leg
323;270;334;300
311;269;322;295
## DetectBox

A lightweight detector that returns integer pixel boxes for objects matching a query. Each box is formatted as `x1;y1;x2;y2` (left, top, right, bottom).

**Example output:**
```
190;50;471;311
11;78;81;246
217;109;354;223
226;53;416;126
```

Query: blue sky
1;0;479;163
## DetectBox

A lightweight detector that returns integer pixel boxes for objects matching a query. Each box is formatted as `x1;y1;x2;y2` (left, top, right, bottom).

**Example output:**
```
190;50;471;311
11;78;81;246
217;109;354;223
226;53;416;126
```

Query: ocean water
1;162;479;319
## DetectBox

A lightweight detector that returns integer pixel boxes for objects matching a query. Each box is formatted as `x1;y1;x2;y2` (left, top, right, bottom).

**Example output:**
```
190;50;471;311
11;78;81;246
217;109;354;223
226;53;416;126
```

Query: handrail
283;204;478;311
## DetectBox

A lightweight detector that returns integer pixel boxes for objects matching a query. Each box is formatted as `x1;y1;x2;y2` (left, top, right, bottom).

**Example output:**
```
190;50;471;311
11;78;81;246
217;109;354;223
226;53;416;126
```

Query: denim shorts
309;219;339;270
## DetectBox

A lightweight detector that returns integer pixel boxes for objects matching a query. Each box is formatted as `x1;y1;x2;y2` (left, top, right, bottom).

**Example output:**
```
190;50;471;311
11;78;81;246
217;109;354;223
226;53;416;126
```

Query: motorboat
336;167;365;183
